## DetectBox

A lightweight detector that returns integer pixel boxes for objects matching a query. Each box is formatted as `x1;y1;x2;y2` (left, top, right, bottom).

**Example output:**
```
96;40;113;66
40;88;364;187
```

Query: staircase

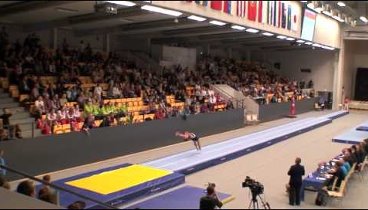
0;89;42;139
210;84;260;124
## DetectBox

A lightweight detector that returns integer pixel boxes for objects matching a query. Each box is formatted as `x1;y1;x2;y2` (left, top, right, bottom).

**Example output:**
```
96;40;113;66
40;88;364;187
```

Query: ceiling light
262;32;274;36
187;15;206;22
321;45;335;50
141;5;182;17
231;25;246;30
245;28;259;33
312;43;321;47
286;37;295;41
106;1;136;7
337;2;346;7
305;42;313;45
360;16;368;23
209;20;227;26
276;35;286;39
296;40;305;43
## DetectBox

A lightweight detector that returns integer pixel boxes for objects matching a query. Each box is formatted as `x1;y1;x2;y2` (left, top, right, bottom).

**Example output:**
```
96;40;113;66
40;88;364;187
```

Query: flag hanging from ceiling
247;1;257;21
236;1;246;17
223;0;232;14
257;1;263;23
210;1;222;11
278;1;282;27
291;6;298;31
269;0;274;25
287;4;292;30
273;1;277;27
261;0;268;24
282;1;287;29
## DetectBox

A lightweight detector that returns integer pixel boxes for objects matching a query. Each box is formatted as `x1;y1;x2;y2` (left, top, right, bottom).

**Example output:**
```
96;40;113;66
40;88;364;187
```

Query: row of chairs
325;156;368;205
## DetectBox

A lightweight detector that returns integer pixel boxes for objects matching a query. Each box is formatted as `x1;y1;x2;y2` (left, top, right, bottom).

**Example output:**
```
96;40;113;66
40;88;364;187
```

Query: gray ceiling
0;1;359;51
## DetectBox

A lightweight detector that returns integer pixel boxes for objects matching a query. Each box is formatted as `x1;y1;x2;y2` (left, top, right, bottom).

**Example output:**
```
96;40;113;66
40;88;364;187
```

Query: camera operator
199;185;223;210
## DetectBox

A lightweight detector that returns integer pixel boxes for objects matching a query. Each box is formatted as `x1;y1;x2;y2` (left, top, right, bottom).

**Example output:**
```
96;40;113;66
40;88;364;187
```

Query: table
301;154;343;201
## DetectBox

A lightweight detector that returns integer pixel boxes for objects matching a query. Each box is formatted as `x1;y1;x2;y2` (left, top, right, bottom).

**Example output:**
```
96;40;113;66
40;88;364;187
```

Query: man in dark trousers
199;185;223;210
287;157;305;206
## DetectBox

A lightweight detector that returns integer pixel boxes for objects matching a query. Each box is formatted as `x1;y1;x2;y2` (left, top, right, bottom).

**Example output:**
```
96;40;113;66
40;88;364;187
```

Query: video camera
242;176;264;196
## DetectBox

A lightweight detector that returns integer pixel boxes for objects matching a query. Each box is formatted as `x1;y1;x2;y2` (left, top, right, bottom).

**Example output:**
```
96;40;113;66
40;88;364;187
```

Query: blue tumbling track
143;111;348;175
51;164;185;209
333;120;368;144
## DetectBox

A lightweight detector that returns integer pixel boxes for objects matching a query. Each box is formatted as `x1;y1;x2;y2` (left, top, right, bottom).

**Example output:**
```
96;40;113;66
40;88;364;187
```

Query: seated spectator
35;96;46;118
327;161;346;190
14;124;22;139
82;114;96;133
38;175;58;205
47;109;57;126
67;201;86;210
17;180;35;197
59;94;68;108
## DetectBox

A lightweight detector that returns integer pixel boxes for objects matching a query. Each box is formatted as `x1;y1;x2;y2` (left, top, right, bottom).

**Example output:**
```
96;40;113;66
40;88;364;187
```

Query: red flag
223;1;231;14
258;1;262;22
278;1;282;27
236;1;246;17
248;1;257;21
210;1;222;11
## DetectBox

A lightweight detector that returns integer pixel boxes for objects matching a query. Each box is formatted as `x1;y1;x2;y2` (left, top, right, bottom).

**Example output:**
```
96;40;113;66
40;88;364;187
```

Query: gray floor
10;110;368;209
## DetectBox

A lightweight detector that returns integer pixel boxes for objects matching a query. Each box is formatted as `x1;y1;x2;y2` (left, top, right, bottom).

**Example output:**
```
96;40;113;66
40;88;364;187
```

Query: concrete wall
342;40;368;99
259;98;317;122
262;49;336;92
313;13;341;48
1;109;244;181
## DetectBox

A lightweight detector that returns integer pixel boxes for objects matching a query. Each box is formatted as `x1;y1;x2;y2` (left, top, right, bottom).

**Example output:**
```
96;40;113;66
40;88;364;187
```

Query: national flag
223;0;231;14
282;2;287;29
210;1;222;11
247;1;257;21
278;1;282;27
257;1;262;23
287;4;292;30
236;1;246;17
273;1;277;26
202;0;208;6
291;6;298;31
262;0;268;24
269;1;274;25
267;1;271;24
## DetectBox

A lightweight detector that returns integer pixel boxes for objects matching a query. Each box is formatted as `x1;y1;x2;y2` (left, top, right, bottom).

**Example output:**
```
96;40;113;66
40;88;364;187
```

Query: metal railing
0;165;117;209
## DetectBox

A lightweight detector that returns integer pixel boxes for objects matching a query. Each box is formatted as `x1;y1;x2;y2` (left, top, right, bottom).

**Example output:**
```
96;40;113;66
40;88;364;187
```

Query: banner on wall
185;0;299;32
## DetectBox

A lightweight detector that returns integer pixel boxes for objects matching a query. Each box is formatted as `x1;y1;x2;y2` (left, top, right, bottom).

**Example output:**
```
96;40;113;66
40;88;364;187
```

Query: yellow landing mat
65;164;173;195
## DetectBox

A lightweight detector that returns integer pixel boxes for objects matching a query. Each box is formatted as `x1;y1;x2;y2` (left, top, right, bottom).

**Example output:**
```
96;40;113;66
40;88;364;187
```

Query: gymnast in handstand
176;131;201;151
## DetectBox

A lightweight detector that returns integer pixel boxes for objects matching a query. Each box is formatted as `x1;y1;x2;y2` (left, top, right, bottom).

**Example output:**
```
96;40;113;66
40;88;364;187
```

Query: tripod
248;191;271;209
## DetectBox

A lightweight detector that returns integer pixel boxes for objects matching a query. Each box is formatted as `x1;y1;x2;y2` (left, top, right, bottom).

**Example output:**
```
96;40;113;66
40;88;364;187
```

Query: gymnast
176;131;202;151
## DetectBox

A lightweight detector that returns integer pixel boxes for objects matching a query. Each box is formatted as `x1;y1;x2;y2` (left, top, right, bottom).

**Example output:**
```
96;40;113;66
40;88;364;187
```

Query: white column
332;36;344;109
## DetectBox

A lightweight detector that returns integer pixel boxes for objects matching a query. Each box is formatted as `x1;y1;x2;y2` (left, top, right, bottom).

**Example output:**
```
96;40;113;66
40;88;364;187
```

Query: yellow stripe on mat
222;196;236;205
66;165;172;195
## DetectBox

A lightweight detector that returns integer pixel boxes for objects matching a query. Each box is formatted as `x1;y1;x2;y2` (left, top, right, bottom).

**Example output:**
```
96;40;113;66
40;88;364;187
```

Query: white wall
313;13;341;48
263;49;336;92
343;40;368;99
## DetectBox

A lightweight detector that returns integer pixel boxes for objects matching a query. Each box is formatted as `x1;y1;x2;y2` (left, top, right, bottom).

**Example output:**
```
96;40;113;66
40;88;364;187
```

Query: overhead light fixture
209;20;227;26
296;40;305;43
321;45;335;50
276;35;286;39
332;12;345;23
141;5;182;17
106;1;136;7
337;2;346;7
231;25;246;30
360;16;368;23
286;37;295;41
187;15;206;22
245;28;259;33
305;42;313;45
312;43;322;47
262;32;274;36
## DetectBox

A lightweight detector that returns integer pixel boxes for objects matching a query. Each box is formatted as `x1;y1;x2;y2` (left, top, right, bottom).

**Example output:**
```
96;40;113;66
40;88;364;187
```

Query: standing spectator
199;185;223;210
287;157;305;206
0;149;5;177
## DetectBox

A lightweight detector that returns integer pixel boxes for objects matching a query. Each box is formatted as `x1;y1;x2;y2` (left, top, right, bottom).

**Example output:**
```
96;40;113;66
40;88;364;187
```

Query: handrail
0;165;117;209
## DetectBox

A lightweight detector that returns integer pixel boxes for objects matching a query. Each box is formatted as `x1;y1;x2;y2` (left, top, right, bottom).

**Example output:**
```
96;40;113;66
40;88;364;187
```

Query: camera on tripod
242;176;264;196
